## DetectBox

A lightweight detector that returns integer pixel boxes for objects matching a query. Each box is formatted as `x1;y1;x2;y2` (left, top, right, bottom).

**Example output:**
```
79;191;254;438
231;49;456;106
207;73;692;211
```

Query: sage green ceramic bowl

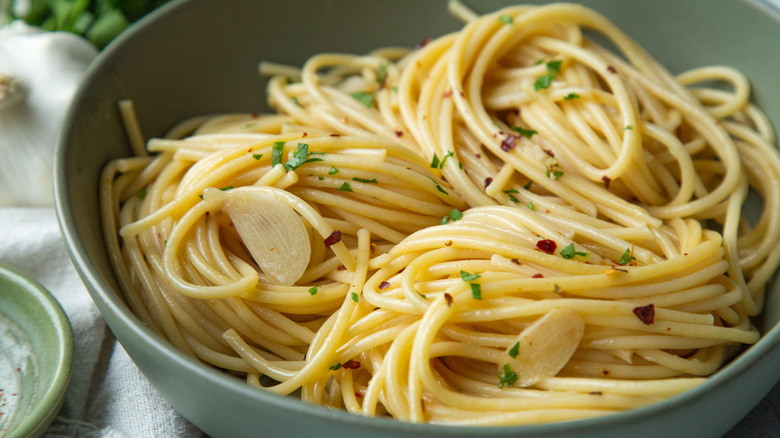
54;0;780;437
0;264;72;438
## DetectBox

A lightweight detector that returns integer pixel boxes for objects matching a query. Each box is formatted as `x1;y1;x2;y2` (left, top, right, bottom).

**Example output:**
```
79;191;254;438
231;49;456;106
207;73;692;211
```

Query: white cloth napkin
0;207;204;437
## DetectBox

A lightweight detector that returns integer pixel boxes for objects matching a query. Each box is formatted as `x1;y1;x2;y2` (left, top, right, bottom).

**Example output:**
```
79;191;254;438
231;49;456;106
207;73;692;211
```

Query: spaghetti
100;2;780;425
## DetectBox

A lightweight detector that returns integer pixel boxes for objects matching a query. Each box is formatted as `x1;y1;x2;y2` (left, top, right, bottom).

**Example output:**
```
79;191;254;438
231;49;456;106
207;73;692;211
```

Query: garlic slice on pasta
206;187;311;286
504;308;585;387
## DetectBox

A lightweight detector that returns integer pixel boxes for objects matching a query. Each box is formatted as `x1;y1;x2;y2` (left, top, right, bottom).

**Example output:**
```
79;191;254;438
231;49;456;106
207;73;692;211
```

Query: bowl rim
53;0;780;435
0;263;73;438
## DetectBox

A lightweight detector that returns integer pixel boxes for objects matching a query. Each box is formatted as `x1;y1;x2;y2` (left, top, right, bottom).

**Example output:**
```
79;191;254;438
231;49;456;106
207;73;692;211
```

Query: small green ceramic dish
0;264;73;438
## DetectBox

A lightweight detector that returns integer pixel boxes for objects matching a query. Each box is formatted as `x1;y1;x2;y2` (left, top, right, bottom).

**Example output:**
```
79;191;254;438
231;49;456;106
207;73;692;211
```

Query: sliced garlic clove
503;308;585;387
207;187;311;286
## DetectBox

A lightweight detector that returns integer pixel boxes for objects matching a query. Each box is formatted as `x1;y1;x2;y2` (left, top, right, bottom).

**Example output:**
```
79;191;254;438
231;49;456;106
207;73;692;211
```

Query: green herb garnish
339;182;353;192
308;286;319;295
352;177;378;184
508;342;520;358
618;248;635;265
440;208;463;224
470;283;482;300
499;364;518;388
350;91;375;108
499;14;513;24
511;126;538;138
460;270;481;282
560;243;587;259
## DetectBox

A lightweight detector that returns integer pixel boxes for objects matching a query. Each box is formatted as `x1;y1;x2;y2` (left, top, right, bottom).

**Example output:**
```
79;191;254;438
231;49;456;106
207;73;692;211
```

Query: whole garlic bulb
0;21;97;206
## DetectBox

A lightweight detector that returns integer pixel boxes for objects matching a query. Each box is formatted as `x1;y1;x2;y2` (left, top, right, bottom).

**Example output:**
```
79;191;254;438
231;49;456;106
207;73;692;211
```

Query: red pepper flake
395;129;404;137
324;230;342;247
633;304;655;325
337;265;347;271
343;359;361;369
302;132;308;138
247;148;253;153
379;281;390;290
500;134;516;152
589;391;603;395
511;258;521;265
330;133;341;137
416;36;431;49
543;149;555;157
602;369;610;376
602;175;612;189
442;89;453;98
355;392;364;399
444;293;453;306
475;153;482;159
484;176;493;188
606;65;617;74
536;239;557;254
531;273;544;278
251;112;260;118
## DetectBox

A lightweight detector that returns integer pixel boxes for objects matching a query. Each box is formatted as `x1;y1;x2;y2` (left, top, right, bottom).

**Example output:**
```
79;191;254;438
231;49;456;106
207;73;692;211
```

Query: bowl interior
55;0;780;437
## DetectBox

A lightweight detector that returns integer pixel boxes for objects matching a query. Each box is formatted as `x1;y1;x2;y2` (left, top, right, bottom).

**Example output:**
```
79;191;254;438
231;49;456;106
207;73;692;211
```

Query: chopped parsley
564;92;580;100
329;363;343;371
534;74;555;91
470;283;482;300
253;153;263;160
308;286;319;296
546;166;564;180
220;186;234;191
460;270;481;282
618;248;636;265
328;166;339;175
499;14;513;24
428;177;448;195
339;182;353;192
511;126;538;138
498;363;518;388
560;243;587;259
546;60;563;74
349;91;375;108
290;96;302;107
137;188;146;201
508;341;520;358
351;291;359;302
352;177;378;184
282;143;323;171
440;208;463;224
503;188;520;204
534;60;564;91
271;141;285;167
625;125;633;130
528;201;535;210
523;180;533;190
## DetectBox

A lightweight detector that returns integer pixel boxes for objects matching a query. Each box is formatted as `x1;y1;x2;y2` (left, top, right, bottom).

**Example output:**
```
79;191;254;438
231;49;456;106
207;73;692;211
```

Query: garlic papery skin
503;308;585;387
203;187;312;286
0;21;97;206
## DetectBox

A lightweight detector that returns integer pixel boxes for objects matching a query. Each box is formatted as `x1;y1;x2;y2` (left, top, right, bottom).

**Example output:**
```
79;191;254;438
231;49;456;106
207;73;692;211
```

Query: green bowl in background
54;0;780;437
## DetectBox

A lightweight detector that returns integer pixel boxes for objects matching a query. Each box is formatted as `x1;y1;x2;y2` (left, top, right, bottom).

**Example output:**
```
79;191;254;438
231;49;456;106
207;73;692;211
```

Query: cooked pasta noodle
100;1;780;426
